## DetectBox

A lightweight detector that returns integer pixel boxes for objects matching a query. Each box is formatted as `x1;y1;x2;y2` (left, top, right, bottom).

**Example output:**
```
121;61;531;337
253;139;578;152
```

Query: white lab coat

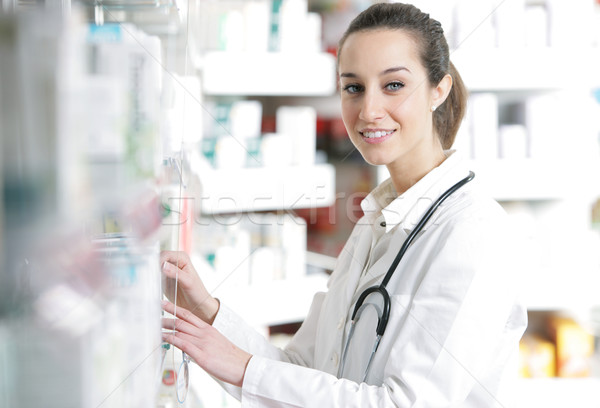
213;151;528;407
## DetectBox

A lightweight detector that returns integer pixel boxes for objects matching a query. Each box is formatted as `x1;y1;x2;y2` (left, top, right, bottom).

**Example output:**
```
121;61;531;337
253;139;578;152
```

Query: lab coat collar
361;150;471;234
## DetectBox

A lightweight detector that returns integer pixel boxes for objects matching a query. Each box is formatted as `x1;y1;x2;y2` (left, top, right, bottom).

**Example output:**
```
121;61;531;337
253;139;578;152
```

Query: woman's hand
160;250;219;324
162;300;252;387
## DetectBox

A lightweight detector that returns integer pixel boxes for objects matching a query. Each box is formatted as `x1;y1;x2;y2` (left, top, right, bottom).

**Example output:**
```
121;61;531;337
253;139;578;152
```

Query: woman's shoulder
449;178;505;219
435;180;509;240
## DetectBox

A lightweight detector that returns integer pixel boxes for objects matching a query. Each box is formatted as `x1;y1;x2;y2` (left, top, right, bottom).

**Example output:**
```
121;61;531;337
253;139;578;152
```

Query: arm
160;250;327;399
161;292;327;399
163;211;526;407
161;249;322;363
236;213;527;407
209;292;326;400
212;292;326;367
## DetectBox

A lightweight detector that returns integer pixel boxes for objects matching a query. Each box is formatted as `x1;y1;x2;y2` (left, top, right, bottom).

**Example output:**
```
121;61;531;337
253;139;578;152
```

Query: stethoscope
338;171;475;382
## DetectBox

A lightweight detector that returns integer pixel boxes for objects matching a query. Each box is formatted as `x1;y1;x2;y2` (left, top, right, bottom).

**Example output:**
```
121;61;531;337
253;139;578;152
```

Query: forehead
338;29;422;74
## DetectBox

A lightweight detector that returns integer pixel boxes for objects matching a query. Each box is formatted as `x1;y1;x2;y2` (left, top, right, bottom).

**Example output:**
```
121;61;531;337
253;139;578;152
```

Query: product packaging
519;334;556;378
550;316;595;378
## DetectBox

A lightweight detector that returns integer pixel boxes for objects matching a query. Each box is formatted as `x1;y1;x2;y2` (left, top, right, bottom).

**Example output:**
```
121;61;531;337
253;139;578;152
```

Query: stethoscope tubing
380;171;475;288
340;171;475;381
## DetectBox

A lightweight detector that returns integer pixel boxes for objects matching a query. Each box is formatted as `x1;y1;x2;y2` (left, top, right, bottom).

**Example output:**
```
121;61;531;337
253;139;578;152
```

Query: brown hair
338;3;467;149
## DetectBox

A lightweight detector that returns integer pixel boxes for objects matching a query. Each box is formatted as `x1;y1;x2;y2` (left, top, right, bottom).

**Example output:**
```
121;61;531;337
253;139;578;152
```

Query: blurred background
1;0;600;407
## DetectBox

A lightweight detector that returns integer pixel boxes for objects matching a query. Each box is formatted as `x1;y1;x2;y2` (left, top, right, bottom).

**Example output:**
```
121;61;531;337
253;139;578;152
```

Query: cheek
388;96;422;126
388;94;413;115
340;102;358;132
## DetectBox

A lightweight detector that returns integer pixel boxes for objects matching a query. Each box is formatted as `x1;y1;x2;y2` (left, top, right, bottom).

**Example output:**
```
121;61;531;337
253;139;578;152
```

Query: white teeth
362;130;392;139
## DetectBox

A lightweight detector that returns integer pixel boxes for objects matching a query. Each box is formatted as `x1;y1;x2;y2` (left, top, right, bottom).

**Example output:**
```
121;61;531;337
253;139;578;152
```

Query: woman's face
338;29;445;174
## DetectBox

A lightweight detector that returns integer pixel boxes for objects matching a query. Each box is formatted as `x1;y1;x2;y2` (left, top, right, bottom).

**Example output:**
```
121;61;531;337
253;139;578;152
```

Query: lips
359;129;395;144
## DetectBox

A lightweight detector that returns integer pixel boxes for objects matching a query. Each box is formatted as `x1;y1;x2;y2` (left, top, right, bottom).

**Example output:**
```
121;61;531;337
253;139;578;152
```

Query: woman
161;3;527;407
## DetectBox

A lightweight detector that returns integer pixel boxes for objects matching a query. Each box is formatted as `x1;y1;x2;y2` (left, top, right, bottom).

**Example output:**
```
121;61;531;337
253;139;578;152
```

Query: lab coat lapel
351;152;471;300
352;226;409;299
341;228;377;304
399;155;472;233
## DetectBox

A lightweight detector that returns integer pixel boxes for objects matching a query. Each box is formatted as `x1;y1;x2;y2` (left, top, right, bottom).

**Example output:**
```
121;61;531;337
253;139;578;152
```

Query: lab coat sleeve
242;355;396;408
213;294;324;363
210;224;364;401
211;290;326;400
237;207;526;407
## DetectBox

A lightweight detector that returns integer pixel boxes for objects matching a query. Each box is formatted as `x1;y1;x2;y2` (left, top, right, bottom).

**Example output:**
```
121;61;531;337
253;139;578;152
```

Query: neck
387;147;447;195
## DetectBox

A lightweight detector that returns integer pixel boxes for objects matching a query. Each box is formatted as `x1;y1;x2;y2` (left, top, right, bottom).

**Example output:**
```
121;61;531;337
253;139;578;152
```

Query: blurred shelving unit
517;378;600;408
198;164;336;214
456;44;600;408
195;51;338;213
190;1;338;327
191;81;337;331
0;3;178;407
186;4;339;404
379;156;598;202
451;47;600;92
214;271;330;328
200;51;337;96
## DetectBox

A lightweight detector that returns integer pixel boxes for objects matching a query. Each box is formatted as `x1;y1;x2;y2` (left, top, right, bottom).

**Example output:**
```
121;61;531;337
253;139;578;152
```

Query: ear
431;74;453;108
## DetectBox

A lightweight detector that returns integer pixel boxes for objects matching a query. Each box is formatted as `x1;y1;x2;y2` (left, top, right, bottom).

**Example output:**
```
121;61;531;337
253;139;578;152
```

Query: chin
360;153;390;167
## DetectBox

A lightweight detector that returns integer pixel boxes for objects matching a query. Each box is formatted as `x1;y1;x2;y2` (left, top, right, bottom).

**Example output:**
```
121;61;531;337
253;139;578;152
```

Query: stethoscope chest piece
338;171;475;382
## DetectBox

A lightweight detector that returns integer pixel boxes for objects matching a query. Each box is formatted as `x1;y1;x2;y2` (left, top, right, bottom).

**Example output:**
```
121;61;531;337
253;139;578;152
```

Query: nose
359;89;386;123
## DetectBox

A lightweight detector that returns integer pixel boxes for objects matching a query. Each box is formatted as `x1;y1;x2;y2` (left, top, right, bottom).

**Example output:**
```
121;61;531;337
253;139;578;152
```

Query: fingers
161;254;195;289
161;315;210;366
161;260;181;279
162;300;208;328
161;259;194;293
160;250;190;270
162;317;185;332
162;330;199;359
161;315;251;387
162;317;203;337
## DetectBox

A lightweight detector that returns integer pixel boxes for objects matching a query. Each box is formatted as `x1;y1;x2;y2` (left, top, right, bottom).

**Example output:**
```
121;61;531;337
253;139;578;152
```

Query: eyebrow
382;66;411;75
339;66;411;78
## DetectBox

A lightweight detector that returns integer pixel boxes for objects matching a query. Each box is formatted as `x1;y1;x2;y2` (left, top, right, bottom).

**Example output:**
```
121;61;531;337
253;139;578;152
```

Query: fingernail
161;300;169;307
162;261;168;271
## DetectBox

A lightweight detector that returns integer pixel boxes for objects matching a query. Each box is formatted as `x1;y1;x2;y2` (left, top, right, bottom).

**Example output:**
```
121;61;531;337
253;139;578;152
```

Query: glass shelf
79;0;173;9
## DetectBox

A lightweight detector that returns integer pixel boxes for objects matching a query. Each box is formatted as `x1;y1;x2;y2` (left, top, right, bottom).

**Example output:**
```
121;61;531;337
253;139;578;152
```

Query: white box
469;93;498;160
498;124;528;159
276;106;317;166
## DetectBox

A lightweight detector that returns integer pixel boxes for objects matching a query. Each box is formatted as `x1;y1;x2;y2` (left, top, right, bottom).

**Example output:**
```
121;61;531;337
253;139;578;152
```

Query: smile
361;130;394;139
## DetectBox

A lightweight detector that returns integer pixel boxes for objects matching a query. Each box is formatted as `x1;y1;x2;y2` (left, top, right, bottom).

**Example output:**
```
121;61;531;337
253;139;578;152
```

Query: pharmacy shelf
451;47;600;92
524;269;600;312
213;272;330;328
199;163;336;214
199;51;337;96
377;158;596;202
517;378;600;408
466;158;576;201
468;158;600;201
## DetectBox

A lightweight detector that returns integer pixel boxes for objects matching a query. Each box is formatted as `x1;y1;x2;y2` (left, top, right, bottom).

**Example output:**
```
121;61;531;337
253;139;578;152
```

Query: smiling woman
336;3;467;195
161;3;527;408
337;3;467;146
338;29;451;193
